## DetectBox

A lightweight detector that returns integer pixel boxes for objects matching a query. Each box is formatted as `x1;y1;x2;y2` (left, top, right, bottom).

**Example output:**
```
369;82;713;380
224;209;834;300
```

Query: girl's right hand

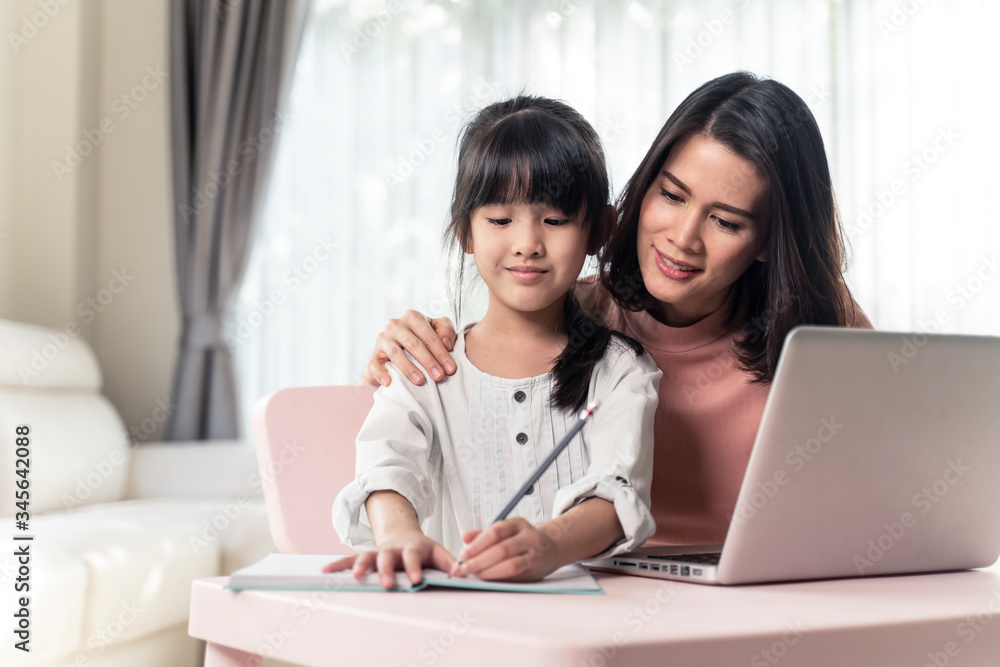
361;310;458;387
322;530;456;589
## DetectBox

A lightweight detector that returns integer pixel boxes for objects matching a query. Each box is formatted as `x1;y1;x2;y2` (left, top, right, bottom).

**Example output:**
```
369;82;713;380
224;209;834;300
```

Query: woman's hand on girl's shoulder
361;310;458;388
451;518;559;583
321;530;456;589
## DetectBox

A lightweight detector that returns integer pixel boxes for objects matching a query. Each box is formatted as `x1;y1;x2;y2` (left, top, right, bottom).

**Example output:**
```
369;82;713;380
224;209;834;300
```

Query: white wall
0;3;16;311
3;0;86;327
94;0;179;443
0;0;179;442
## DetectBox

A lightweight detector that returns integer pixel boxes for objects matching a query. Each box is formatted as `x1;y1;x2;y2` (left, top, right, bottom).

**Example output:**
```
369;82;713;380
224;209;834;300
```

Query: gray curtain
167;0;312;440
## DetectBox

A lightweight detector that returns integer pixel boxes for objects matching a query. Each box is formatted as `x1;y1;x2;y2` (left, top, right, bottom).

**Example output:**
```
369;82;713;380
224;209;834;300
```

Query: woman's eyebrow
662;170;691;195
662;170;756;220
715;202;756;220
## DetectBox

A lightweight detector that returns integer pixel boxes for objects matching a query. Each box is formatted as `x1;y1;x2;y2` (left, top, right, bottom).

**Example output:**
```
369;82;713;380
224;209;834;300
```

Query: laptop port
670;564;678;574
617;560;636;567
650;564;660;571
692;568;703;576
681;566;690;577
639;563;649;570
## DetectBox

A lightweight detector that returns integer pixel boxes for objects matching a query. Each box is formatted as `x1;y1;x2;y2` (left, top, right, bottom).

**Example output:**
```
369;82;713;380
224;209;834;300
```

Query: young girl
325;96;661;587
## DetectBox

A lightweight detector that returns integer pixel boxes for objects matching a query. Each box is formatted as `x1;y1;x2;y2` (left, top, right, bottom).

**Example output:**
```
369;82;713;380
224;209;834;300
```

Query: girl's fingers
460;529;482;545
375;549;399;589
401;547;424;585
461;520;520;561
321;554;356;573
352;550;377;577
463;533;529;575
473;555;530;582
431;544;457;574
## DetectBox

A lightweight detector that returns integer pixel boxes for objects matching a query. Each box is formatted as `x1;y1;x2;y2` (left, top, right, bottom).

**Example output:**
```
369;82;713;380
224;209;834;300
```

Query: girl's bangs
464;114;592;218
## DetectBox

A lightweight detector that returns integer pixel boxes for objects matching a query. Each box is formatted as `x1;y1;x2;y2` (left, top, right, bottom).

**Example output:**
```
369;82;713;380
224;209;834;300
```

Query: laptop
585;326;1000;585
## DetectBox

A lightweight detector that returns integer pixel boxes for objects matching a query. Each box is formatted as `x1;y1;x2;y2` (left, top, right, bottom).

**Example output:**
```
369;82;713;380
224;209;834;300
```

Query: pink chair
251;385;375;555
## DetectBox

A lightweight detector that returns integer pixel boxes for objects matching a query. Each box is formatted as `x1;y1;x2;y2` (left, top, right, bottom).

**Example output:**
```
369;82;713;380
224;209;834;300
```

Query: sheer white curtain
231;0;1000;436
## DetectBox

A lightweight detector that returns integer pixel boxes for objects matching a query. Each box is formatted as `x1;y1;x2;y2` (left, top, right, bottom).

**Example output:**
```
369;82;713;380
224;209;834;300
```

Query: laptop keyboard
647;552;722;565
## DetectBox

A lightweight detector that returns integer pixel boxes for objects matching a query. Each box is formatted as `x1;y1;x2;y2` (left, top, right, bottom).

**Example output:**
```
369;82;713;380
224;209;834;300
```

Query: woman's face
636;132;771;327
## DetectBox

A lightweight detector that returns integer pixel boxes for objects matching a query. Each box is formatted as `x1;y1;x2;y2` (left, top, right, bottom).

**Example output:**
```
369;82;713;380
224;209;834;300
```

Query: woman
360;71;871;547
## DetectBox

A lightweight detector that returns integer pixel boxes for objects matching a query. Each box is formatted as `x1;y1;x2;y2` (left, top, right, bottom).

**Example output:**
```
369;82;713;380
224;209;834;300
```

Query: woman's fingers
365;312;457;387
396;311;457;382
375;327;424;385
361;350;389;387
428;316;458;359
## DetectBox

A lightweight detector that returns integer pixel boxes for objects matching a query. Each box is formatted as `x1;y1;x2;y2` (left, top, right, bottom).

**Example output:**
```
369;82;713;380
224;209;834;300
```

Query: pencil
448;402;599;577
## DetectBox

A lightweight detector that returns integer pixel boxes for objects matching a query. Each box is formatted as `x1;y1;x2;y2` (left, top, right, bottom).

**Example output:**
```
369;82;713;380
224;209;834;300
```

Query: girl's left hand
452;518;559;582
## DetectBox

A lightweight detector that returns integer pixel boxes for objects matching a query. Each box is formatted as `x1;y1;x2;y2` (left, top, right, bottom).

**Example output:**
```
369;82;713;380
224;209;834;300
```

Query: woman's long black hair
601;72;862;383
445;95;642;411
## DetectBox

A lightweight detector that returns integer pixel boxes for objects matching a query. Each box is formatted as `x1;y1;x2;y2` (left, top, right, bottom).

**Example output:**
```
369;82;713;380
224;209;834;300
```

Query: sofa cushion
32;501;223;648
0;318;102;390
5;497;275;666
66;496;277;571
0;389;130;516
1;542;87;664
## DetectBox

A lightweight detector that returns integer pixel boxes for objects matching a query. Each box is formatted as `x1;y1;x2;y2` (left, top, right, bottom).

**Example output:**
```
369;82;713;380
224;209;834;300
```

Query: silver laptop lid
718;326;1000;585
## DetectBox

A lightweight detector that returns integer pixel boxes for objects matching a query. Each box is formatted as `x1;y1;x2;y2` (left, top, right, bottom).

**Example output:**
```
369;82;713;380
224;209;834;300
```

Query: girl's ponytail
550;290;643;412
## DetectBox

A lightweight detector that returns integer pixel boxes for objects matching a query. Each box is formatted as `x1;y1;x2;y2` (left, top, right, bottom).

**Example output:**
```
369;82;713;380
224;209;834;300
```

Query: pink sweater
578;278;872;546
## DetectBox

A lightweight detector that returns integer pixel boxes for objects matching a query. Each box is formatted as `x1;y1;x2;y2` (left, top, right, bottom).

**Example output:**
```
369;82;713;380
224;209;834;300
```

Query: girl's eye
713;216;740;232
660;188;682;203
487;218;511;226
544;218;569;226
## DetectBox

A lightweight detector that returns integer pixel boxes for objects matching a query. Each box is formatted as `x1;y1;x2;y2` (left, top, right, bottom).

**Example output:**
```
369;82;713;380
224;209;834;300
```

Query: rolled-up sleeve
551;343;661;558
332;363;437;551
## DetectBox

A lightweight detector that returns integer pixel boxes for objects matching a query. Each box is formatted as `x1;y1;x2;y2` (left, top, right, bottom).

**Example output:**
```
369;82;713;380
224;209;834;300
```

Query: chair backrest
252;385;374;555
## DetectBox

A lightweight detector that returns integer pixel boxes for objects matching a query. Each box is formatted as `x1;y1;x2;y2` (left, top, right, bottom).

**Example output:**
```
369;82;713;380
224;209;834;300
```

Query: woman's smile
654;250;702;280
637;132;771;327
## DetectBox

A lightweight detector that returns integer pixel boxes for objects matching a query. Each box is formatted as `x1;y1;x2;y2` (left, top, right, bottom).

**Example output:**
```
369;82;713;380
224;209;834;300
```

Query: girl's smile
507;265;548;282
468;202;588;326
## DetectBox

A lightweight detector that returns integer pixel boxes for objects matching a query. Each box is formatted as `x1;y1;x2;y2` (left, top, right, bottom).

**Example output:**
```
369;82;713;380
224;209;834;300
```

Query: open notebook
227;553;603;594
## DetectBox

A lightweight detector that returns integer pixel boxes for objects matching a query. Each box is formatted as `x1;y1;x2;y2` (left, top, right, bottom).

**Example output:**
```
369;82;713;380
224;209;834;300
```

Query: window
232;0;1000;435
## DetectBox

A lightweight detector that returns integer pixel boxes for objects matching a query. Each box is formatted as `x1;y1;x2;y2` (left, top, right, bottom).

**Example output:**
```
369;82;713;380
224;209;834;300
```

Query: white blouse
332;325;662;559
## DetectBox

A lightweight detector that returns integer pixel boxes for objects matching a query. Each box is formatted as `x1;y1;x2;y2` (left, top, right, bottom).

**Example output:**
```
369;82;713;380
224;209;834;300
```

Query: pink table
190;562;1000;666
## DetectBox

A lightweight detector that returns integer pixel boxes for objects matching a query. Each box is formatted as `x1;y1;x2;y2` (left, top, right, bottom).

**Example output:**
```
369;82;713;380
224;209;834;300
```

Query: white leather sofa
0;318;277;667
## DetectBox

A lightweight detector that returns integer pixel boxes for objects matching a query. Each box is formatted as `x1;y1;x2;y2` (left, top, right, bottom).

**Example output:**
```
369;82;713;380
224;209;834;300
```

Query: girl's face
636;132;771;327
467;202;589;321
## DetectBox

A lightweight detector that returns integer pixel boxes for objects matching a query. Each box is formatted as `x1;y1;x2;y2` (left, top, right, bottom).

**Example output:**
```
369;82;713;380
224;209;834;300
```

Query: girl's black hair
600;72;862;383
445;95;642;411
